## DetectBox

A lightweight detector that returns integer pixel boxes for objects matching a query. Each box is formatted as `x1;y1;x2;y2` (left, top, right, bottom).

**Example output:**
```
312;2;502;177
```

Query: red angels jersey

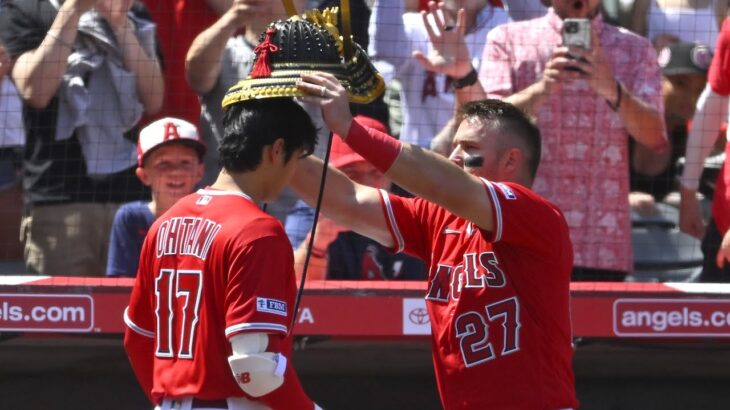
124;188;297;401
380;179;578;409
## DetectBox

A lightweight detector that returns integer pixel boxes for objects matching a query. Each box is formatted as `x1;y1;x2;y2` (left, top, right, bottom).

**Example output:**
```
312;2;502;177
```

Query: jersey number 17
154;269;203;359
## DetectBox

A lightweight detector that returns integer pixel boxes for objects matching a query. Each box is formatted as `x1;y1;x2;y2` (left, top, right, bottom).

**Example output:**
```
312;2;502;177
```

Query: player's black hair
220;98;318;172
457;99;542;181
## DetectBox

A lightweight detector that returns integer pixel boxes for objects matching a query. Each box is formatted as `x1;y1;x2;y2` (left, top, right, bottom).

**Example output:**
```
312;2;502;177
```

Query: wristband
449;66;478;90
451;66;479;90
344;119;402;173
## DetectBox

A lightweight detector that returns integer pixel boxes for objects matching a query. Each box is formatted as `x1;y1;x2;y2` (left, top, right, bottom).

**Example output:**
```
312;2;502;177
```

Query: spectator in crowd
419;0;668;280
186;0;305;186
368;0;510;149
106;118;205;277
0;40;24;261
680;17;730;281
631;0;727;51
142;0;228;124
632;42;712;201
0;0;163;276
285;115;427;281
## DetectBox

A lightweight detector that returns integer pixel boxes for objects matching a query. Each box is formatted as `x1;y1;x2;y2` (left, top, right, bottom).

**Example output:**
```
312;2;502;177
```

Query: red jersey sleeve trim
224;322;288;338
480;179;503;242
378;189;405;253
124;307;155;338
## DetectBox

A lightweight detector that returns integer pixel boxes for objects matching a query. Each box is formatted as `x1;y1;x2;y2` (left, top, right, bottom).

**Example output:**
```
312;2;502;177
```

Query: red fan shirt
125;188;297;402
379;180;578;409
142;0;218;123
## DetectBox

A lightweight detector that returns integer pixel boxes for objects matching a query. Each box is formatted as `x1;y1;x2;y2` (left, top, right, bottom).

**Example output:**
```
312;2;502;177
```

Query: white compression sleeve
230;332;268;355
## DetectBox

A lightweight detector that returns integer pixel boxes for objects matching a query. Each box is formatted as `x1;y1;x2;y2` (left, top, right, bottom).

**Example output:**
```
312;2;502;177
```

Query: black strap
289;131;334;334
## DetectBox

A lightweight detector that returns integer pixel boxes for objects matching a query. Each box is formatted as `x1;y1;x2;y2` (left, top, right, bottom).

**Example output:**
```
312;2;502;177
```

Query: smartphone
562;18;591;50
561;18;591;72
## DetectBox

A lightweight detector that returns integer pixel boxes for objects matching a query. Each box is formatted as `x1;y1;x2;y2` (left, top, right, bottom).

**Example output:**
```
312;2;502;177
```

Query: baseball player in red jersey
123;98;322;410
292;73;578;409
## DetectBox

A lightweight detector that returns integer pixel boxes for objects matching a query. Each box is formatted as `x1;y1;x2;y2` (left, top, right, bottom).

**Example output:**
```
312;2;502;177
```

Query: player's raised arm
289;155;395;248
300;73;539;230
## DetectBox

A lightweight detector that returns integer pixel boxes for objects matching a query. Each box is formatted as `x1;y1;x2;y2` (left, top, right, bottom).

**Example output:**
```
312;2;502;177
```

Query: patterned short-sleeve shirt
480;9;665;272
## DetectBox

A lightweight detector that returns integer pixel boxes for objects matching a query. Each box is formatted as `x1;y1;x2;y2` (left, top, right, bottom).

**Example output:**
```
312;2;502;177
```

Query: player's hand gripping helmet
221;2;384;107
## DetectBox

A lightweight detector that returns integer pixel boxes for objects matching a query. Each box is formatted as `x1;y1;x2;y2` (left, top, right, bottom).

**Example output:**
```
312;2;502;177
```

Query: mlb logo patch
256;297;288;317
196;195;212;206
496;183;516;200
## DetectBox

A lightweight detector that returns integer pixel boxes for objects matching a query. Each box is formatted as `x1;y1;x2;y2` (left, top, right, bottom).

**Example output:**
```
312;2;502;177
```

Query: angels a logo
163;122;182;141
409;308;430;325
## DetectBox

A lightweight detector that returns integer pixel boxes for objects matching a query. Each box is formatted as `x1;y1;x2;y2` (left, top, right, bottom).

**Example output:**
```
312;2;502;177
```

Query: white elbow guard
228;351;287;397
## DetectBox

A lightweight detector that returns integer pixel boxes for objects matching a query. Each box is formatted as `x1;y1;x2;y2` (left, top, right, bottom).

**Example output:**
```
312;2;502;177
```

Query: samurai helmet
222;4;384;108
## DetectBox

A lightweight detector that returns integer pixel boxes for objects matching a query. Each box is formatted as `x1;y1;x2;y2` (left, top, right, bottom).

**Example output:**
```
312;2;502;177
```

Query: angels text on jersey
426;251;506;302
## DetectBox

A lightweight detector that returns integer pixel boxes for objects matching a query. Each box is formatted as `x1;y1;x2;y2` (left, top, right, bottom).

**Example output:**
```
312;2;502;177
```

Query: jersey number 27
155;269;203;359
455;296;521;367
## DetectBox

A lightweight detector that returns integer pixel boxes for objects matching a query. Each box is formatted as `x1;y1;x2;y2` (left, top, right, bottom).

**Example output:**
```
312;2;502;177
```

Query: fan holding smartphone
553;16;621;106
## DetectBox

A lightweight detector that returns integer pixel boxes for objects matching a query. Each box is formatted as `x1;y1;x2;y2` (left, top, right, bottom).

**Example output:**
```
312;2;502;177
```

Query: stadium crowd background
0;0;730;408
0;0;727;284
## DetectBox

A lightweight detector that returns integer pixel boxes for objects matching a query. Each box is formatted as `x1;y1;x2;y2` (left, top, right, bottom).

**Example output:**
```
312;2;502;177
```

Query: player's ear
500;148;523;177
136;166;152;186
271;138;287;163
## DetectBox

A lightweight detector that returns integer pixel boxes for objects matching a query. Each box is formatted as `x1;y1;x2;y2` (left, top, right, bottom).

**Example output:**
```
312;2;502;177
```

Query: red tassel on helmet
251;27;279;78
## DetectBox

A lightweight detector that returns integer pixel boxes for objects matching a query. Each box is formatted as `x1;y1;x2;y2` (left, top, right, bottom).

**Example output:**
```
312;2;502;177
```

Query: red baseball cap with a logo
137;117;207;166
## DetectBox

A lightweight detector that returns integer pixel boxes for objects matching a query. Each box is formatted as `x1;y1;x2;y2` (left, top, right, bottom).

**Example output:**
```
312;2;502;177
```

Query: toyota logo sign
409;308;430;325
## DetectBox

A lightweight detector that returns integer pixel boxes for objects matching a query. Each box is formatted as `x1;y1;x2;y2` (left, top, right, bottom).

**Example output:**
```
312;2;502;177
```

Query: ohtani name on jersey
426;251;505;302
156;217;222;260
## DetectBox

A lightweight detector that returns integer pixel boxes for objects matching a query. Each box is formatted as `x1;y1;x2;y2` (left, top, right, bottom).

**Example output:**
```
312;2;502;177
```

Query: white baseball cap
137;117;206;166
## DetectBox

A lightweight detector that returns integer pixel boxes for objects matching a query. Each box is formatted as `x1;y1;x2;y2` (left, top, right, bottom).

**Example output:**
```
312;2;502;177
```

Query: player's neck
210;169;266;204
